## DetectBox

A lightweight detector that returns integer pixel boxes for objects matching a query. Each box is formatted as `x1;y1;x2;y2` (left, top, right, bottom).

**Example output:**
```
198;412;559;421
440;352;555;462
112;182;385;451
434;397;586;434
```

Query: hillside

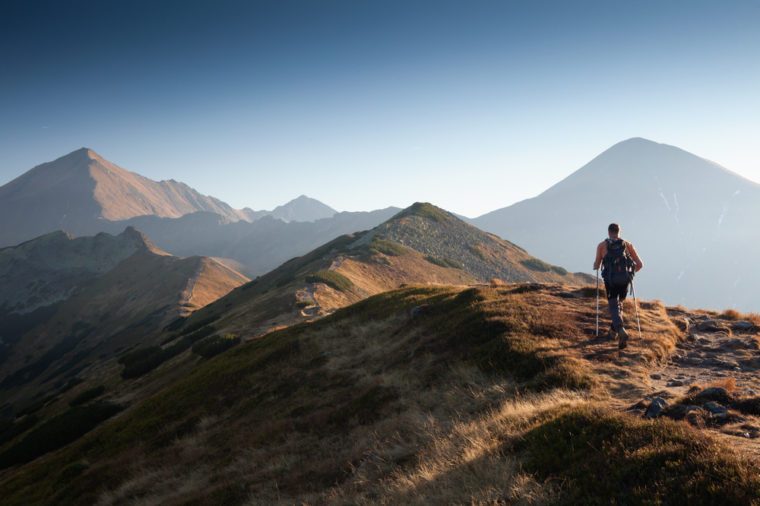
473;137;760;312
0;202;588;473
0;228;248;412
0;149;257;246
177;202;590;339
2;284;760;504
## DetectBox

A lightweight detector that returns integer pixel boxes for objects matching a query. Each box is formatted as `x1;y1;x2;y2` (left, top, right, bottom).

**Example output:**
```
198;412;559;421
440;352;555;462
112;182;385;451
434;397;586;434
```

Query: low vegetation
521;257;568;275
368;237;408;256
424;255;461;269
305;270;354;292
68;385;106;407
0;402;122;470
192;334;241;359
119;325;216;378
395;202;450;223
520;406;760;504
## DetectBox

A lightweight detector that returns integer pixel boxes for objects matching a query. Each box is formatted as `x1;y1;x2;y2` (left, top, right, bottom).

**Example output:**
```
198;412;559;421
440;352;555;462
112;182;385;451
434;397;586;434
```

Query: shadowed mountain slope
0;227;152;316
474;138;760;311
0;228;248;410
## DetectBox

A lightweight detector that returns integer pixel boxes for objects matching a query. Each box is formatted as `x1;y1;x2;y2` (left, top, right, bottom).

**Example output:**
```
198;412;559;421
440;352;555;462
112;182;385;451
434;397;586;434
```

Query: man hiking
593;223;643;349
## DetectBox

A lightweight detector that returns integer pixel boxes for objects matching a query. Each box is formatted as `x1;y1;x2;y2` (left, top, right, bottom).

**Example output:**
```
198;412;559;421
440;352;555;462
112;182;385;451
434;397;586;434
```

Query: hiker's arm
593;242;604;270
628;243;644;272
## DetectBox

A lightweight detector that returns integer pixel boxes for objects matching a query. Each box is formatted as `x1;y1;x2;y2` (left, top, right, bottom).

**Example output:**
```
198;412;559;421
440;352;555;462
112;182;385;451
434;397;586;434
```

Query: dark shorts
605;281;629;301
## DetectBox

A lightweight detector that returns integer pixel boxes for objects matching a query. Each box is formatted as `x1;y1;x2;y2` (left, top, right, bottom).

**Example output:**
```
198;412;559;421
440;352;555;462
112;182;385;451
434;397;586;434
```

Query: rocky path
649;313;760;399
632;312;760;454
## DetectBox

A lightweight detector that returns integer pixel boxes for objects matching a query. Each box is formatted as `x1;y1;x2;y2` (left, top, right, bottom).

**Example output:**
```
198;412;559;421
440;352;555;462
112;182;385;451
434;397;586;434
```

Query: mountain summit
474;138;760;311
0;149;253;246
267;195;337;222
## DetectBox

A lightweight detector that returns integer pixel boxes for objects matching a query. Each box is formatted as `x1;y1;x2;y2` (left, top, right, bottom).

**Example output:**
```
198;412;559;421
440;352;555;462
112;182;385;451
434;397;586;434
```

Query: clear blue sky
2;0;759;216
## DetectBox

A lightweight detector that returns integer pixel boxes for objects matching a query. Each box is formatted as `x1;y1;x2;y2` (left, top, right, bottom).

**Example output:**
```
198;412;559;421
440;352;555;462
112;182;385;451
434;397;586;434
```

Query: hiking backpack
602;238;634;286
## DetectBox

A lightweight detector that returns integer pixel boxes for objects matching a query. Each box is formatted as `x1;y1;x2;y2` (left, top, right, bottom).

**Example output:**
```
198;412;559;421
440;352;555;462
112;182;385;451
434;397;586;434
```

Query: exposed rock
696;319;731;333
410;304;431;319
703;401;727;415
702;357;741;370
666;379;685;387
649;373;662;380
733;321;756;331
644;397;668;418
719;338;754;350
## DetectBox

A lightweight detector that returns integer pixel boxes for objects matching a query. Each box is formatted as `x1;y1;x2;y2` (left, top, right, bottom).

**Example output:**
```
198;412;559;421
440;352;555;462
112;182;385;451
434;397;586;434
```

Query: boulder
410;304;430;319
696;319;731;333
703;401;727;415
733;321;756;331
644;397;668;418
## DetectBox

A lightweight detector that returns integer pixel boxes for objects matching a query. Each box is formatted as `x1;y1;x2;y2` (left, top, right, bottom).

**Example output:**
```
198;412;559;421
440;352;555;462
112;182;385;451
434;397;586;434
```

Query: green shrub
424;255;461;269
520;258;567;275
0;415;38;446
0;402;122;469
69;386;106;407
15;394;57;417
192;334;241;359
395;202;449;223
180;314;221;336
120;326;218;379
369;238;408;256
305;270;353;292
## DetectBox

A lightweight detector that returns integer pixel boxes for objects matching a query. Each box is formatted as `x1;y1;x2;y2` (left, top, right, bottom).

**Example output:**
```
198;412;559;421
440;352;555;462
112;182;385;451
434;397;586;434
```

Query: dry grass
1;284;753;505
719;309;760;325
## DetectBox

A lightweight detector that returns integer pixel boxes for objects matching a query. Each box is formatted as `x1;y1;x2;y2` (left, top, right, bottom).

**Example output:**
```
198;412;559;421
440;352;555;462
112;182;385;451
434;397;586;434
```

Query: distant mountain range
0;227;248;408
3;140;758;311
473;138;760;312
93;207;400;276
0;149;339;248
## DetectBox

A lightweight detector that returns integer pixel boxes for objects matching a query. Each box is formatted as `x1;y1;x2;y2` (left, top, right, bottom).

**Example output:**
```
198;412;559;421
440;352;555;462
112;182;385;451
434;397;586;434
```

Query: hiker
593;223;643;349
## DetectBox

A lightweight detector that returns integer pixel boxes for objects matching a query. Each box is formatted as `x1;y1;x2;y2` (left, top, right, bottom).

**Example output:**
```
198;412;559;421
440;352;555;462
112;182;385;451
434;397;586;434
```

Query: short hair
608;223;620;234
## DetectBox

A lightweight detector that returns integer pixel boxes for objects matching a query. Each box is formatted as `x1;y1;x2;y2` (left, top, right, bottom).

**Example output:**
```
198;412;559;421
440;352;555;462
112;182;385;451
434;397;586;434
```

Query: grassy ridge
0;285;756;504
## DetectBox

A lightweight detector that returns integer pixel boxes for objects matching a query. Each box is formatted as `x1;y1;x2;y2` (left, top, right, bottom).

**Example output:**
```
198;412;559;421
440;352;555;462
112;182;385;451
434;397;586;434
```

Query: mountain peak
118;226;166;255
269;196;337;222
393;202;452;223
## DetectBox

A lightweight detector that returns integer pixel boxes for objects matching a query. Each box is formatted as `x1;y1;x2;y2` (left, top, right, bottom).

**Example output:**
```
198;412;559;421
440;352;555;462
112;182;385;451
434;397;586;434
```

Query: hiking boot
618;327;629;350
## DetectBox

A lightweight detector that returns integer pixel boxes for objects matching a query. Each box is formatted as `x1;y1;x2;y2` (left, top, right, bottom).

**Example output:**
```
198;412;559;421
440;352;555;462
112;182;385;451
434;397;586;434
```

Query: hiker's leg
608;291;623;331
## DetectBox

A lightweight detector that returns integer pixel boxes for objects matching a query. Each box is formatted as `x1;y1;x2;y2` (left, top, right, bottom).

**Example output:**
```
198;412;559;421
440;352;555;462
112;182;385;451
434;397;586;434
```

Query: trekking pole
631;279;643;340
595;269;600;337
